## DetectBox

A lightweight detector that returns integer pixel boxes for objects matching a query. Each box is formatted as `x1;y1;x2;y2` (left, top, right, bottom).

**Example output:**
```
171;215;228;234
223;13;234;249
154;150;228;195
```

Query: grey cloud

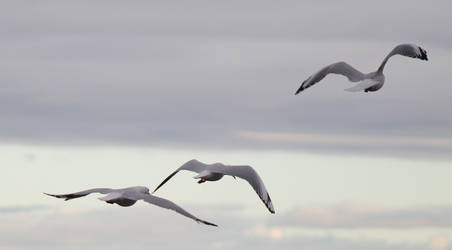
0;204;435;250
0;205;49;213
1;1;451;46
0;0;451;158
270;202;452;228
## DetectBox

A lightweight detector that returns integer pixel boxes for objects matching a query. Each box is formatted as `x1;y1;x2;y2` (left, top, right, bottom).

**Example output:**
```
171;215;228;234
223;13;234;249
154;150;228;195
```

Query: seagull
44;186;217;226
153;159;275;214
295;43;428;94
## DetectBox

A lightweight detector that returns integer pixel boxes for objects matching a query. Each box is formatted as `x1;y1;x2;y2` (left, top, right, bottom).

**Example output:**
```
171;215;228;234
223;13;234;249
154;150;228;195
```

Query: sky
1;0;452;249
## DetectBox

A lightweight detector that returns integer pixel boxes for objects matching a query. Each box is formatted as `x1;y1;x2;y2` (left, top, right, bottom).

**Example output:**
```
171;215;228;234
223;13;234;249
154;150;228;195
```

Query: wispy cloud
0;205;49;214
271;201;452;228
236;131;452;158
238;131;452;149
0;205;441;250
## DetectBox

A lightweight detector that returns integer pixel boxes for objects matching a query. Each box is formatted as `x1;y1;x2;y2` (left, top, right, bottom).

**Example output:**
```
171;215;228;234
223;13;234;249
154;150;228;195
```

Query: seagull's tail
344;79;378;92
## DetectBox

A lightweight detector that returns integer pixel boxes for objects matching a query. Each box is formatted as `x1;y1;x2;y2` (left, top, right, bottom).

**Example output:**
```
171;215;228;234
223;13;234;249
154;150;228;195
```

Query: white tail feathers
344;79;378;92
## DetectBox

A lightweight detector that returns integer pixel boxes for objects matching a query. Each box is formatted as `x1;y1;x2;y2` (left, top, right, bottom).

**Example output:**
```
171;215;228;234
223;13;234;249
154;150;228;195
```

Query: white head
135;186;150;194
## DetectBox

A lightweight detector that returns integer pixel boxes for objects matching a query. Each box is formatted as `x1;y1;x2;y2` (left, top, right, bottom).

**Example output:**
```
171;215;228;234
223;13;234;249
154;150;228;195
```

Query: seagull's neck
377;47;397;73
377;55;390;73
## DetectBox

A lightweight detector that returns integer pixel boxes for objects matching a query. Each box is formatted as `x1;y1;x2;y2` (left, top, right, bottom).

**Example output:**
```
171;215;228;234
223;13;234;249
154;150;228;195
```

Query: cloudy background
1;0;452;249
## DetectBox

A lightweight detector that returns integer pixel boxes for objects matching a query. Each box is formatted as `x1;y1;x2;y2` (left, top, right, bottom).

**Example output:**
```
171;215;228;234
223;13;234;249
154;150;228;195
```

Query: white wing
208;164;275;214
130;193;217;227
153;159;208;193
344;79;379;92
295;61;366;94
44;188;114;201
378;43;428;72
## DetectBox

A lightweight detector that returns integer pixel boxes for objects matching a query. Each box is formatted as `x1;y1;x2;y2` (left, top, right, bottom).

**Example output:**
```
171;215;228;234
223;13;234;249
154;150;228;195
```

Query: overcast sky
1;1;452;250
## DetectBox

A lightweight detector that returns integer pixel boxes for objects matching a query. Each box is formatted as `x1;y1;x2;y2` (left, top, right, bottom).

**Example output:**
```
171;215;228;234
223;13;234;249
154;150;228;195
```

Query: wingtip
295;86;304;95
44;192;68;200
295;77;311;95
268;205;276;214
418;47;428;61
199;219;218;227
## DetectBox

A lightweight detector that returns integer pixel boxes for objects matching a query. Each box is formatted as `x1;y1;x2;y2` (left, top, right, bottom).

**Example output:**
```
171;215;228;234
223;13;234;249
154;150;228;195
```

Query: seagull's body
295;43;428;94
153;159;275;214
44;186;217;226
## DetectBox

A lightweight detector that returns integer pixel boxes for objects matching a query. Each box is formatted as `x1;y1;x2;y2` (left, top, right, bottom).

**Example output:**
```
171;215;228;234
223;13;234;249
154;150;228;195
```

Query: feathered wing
44;188;114;201
295;61;365;94
208;164;275;214
153;159;208;193
131;193;217;227
378;43;428;72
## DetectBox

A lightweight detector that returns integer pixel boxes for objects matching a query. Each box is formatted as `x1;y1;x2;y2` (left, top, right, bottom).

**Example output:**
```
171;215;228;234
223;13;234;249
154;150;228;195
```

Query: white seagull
44;186;217;226
295;43;428;94
153;159;275;214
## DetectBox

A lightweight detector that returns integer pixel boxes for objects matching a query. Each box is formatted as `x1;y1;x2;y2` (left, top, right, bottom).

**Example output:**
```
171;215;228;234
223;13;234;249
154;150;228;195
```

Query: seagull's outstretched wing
295;61;365;94
131;193;217;227
208;164;275;214
378;43;428;72
44;188;114;201
153;159;207;193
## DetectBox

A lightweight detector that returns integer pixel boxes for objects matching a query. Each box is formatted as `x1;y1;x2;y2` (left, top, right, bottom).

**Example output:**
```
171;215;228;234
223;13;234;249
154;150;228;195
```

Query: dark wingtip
295;83;305;95
258;192;275;214
419;47;428;61
266;193;275;214
153;170;180;194
44;192;69;201
44;192;57;198
199;219;218;227
295;77;311;95
295;87;303;95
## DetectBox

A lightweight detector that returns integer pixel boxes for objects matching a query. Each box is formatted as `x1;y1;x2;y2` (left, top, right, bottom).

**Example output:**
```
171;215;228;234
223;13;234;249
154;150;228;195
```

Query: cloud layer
272;202;452;228
2;202;451;250
1;0;451;158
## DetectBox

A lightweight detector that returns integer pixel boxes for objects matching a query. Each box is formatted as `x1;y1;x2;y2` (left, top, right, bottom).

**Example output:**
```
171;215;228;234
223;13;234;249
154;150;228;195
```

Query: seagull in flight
295;43;428;94
153;159;275;214
44;186;217;226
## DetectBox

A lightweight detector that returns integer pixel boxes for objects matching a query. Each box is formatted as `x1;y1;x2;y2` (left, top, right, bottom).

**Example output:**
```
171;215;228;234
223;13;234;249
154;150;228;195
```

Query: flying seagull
295;43;428;94
44;186;217;226
153;159;275;214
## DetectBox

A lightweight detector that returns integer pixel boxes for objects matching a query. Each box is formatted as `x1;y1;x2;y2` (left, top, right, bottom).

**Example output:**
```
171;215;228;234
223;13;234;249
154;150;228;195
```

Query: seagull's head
137;186;150;194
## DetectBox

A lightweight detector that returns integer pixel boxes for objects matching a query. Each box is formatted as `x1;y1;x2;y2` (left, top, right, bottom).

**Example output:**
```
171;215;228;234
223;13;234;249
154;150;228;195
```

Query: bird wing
208;164;275;214
295;61;365;94
44;188;114;201
344;79;379;92
378;43;428;72
153;159;208;193
130;193;217;227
